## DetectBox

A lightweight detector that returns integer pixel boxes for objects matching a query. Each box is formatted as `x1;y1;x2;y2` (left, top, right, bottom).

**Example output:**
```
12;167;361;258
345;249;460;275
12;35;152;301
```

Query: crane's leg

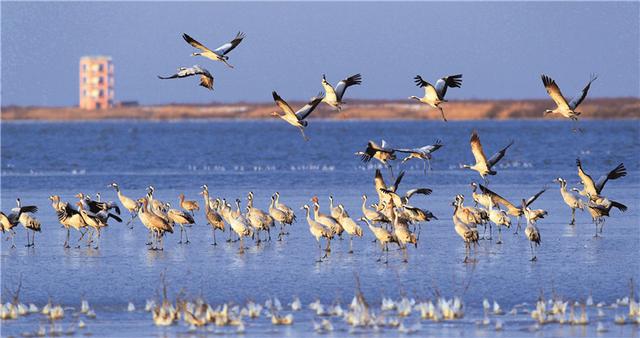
94;229;101;249
571;119;583;133
10;231;16;249
85;230;93;247
529;242;535;261
149;231;155;250
402;245;408;263
593;219;599;238
324;239;331;257
385;244;389;264
239;237;245;254
212;229;217;246
423;160;427;176
438;107;448;122
184;226;190;244
570;208;576;225
348;236;354;254
148;231;154;250
178;225;183;244
514;216;521;235
387;163;395;179
317;241;323;263
298;127;309;142
463;243;469;263
64;228;70;248
221;58;234;69
24;230;29;247
497;225;503;244
126;212;136;229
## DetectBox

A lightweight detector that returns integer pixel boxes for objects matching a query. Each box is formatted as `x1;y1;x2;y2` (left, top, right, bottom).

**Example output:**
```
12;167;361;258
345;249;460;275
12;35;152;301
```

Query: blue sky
1;1;638;106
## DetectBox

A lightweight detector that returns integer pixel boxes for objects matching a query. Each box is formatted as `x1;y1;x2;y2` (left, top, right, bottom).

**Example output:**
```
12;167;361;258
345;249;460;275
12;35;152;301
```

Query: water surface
1;120;639;337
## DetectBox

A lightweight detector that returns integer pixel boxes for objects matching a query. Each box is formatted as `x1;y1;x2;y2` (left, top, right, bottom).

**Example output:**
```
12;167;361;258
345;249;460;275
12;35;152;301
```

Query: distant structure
79;56;114;110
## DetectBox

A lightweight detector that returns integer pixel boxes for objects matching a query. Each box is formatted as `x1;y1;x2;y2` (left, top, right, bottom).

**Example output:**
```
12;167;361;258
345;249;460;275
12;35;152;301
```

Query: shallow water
1;120;639;337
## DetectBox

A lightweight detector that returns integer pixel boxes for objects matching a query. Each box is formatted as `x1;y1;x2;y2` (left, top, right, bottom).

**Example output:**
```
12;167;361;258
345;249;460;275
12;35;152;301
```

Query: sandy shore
1;98;638;121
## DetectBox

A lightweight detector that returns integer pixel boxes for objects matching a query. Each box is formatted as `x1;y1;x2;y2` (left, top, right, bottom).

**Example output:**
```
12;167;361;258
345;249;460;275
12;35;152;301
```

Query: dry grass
1;98;638;121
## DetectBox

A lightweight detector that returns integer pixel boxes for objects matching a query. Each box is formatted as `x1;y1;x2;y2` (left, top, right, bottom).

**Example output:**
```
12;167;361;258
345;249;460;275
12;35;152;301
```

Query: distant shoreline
2;98;638;121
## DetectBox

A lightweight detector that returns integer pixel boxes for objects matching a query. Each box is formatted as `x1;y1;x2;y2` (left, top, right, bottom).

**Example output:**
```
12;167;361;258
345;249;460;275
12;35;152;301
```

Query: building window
98;64;104;72
83;90;87;97
83;64;87;71
98;76;104;84
82;77;87;84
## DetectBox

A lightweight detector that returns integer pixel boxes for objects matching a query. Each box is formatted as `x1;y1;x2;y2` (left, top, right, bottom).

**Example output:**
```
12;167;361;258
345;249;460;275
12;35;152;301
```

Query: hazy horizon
2;1;639;107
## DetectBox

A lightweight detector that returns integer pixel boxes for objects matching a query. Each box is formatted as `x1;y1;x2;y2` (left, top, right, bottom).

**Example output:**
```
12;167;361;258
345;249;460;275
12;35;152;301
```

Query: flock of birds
155;31;599;138
0;127;627;264
0;31;628;264
2;276;640;335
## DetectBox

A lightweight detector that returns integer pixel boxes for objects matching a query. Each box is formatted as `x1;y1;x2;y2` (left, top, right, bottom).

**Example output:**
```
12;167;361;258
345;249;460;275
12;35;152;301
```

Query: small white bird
182;32;245;68
271;91;324;141
321;73;362;110
463;130;513;184
541;73;597;131
356;140;397;177
409;74;463;121
158;65;214;90
393;139;443;174
523;200;541;261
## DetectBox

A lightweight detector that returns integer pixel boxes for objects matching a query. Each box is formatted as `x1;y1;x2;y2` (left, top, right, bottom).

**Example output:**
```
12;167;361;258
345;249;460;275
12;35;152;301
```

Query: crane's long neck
559;181;567;193
234;201;242;218
202;191;211;211
329;197;335;210
51;198;60;210
392;209;399;226
247;197;254;209
361;197;367;212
